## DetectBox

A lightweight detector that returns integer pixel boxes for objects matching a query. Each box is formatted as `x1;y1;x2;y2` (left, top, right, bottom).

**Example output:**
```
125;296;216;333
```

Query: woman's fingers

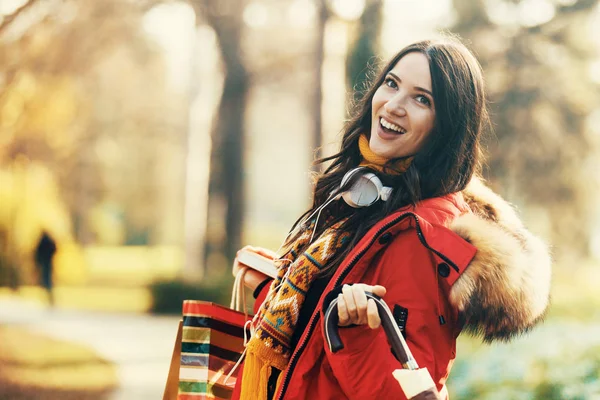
370;285;387;297
337;284;386;328
337;294;350;326
233;245;252;276
342;284;358;322
242;245;276;260
244;269;269;291
233;245;277;277
351;285;369;325
367;298;381;329
255;247;277;260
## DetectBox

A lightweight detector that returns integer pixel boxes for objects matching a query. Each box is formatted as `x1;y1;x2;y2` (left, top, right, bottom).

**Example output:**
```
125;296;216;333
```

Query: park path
0;297;180;400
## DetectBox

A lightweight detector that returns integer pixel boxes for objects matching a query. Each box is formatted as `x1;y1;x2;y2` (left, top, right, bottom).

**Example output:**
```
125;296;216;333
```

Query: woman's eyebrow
388;72;433;97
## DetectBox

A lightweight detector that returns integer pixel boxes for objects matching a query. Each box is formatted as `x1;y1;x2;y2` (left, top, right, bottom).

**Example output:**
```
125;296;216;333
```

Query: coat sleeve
321;229;469;399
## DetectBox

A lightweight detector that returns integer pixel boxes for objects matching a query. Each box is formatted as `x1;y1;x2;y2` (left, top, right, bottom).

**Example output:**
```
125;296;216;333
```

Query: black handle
323;291;419;370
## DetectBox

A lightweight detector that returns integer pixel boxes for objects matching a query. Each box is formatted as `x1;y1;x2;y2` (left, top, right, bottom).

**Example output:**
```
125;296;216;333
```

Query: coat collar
329;180;552;343
397;181;552;343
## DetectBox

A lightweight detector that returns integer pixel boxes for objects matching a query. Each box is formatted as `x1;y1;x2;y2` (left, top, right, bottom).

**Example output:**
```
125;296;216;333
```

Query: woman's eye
416;95;431;107
384;78;397;89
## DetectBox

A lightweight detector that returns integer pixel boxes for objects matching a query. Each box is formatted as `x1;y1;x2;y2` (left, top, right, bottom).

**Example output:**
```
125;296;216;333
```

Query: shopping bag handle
323;291;419;370
231;267;249;315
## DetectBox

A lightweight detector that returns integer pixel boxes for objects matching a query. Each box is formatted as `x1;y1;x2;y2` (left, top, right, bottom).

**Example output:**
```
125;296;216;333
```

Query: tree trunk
183;21;210;281
450;0;599;260
346;0;382;104
311;0;327;169
218;62;247;263
194;0;248;266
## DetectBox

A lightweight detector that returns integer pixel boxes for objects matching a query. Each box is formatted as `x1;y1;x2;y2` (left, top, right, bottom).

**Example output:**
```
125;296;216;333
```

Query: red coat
234;181;552;399
234;192;475;399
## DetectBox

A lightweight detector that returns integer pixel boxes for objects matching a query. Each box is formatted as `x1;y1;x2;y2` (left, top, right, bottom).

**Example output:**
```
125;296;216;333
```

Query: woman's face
370;52;436;159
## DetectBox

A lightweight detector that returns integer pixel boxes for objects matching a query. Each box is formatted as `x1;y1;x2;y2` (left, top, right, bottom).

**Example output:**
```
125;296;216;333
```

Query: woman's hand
337;284;387;329
232;245;276;291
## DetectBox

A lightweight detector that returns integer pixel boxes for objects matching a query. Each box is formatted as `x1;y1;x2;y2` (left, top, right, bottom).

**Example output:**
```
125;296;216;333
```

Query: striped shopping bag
163;268;254;400
177;300;251;400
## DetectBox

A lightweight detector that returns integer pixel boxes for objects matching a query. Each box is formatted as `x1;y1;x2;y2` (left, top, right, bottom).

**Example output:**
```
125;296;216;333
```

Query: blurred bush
149;276;236;314
452;324;600;399
0;251;19;288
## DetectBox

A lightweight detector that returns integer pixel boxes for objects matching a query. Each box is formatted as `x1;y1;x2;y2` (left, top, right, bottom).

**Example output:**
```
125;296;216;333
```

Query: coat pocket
390;304;409;362
392;304;409;338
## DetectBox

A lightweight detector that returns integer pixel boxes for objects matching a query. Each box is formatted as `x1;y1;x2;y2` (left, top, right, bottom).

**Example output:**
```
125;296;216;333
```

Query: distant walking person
34;231;57;305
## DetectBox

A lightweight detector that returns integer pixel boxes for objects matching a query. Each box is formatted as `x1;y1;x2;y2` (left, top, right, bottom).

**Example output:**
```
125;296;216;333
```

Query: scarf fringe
275;370;285;394
240;352;272;400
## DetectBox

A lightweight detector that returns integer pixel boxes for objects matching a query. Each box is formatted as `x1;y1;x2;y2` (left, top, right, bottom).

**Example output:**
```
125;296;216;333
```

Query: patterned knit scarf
239;134;412;400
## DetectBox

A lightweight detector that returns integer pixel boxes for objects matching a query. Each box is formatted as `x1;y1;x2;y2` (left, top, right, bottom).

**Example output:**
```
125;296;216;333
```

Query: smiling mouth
380;117;406;135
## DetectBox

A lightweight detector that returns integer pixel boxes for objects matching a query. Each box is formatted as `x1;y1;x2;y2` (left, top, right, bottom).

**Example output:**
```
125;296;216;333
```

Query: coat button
438;263;451;278
379;232;393;245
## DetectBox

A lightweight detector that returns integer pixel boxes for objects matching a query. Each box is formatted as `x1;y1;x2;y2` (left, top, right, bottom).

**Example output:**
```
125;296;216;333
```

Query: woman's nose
384;94;407;117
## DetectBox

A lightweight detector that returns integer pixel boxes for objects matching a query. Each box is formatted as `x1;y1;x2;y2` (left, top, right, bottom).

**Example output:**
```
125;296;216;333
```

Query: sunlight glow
486;0;556;27
586;109;600;138
143;2;196;93
485;0;519;26
329;0;365;21
0;0;27;15
518;0;555;27
384;0;452;24
555;0;577;5
287;0;316;28
590;60;600;84
592;4;600;51
380;0;451;56
243;2;269;28
324;18;348;56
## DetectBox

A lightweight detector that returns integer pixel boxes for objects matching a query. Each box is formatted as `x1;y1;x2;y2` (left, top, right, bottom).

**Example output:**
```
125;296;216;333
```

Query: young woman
232;38;551;400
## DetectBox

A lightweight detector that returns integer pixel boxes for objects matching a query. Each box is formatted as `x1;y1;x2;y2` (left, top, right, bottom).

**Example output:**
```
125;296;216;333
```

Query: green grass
546;265;600;322
449;264;600;399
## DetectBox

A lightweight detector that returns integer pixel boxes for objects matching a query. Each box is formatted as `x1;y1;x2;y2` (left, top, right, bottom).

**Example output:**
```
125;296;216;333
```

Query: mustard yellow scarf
357;134;413;174
239;134;412;400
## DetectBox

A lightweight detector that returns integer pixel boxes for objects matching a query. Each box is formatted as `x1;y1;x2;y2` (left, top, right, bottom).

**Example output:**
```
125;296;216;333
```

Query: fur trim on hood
449;177;552;343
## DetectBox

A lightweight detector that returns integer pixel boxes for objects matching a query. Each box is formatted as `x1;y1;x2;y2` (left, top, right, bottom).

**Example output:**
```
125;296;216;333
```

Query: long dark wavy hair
284;37;490;277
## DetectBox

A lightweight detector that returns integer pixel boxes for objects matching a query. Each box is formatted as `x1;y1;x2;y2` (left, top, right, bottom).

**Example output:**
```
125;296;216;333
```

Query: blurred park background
1;0;599;398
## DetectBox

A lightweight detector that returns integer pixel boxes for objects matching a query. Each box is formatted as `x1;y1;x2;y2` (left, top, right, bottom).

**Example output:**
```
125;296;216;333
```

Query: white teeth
380;118;405;134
